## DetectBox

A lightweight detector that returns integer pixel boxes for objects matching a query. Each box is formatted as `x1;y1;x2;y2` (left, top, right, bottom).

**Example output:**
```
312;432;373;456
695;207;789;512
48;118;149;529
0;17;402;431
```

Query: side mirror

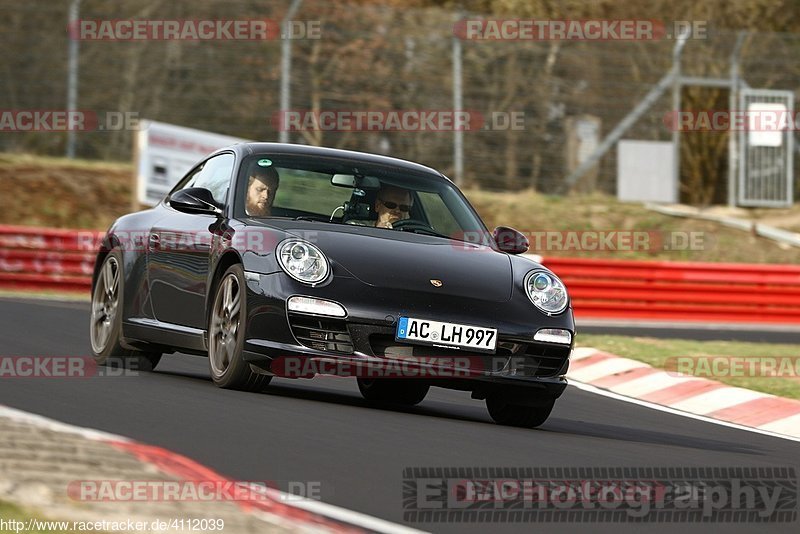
493;226;529;254
169;188;222;216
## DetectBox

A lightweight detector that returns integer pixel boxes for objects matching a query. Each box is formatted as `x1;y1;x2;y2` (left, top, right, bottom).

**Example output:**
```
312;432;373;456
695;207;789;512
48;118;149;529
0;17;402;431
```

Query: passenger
245;166;280;216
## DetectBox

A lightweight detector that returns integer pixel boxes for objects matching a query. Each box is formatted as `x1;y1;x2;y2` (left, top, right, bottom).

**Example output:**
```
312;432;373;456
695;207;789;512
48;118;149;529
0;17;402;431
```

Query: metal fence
737;89;794;206
1;0;800;201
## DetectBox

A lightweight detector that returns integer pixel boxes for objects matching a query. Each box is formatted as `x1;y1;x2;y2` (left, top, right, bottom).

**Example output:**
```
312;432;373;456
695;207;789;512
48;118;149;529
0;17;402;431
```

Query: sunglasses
379;199;412;212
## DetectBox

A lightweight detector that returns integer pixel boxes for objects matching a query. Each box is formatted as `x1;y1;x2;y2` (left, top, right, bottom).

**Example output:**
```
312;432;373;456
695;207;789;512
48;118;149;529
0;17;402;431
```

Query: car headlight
277;239;329;285
524;270;568;314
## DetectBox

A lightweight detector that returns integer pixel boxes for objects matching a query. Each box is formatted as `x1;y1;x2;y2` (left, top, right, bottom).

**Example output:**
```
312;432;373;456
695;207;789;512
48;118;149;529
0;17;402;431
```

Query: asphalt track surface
1;297;798;534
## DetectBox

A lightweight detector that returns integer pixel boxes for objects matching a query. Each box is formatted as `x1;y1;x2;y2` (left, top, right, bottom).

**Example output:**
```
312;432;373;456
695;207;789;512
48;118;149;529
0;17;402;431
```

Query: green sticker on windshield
257;158;273;167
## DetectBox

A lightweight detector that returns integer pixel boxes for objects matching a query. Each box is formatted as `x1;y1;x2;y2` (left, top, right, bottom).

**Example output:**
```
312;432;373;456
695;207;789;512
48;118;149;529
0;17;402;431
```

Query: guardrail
2;226;799;325
0;225;97;292
546;257;800;325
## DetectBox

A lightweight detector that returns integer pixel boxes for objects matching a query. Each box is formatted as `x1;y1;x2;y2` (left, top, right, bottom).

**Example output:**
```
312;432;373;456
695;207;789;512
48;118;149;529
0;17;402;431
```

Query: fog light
287;296;346;317
533;328;572;344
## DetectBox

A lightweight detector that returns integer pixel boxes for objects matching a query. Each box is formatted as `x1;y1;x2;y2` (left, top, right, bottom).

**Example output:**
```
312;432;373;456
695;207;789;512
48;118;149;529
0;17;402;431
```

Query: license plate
396;317;497;353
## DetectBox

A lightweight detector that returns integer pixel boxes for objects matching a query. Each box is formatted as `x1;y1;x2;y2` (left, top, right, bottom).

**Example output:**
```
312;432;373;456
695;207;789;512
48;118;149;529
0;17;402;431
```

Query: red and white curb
0;404;425;534
567;347;800;440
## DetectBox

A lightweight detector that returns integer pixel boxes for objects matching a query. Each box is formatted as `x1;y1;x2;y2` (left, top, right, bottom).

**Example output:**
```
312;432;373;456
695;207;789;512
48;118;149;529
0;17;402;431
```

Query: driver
245;166;280;217
374;185;412;229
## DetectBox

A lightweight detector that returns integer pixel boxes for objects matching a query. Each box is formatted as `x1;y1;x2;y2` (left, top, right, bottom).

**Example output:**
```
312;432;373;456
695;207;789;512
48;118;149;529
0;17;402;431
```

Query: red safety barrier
0;224;103;253
1;226;799;325
542;257;800;325
0;225;97;293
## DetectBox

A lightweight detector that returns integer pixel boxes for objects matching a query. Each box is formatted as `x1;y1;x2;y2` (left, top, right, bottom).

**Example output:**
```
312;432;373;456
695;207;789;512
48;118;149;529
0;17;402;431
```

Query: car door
147;152;235;330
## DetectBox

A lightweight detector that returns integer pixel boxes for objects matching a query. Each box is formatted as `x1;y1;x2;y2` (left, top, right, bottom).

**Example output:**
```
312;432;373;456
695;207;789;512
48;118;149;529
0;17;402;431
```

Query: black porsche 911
90;143;574;427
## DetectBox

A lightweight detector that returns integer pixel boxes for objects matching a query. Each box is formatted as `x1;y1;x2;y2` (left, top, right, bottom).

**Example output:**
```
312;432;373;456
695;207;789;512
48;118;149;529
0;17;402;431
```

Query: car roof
213;142;451;183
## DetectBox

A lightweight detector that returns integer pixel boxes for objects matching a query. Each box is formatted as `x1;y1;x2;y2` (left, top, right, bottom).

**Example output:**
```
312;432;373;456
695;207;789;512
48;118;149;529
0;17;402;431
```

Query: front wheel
208;264;271;392
357;378;429;406
486;396;555;428
90;251;161;371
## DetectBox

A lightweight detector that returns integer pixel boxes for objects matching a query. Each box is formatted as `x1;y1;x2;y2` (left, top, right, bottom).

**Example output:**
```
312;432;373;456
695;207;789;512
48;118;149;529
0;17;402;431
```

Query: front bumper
242;271;573;399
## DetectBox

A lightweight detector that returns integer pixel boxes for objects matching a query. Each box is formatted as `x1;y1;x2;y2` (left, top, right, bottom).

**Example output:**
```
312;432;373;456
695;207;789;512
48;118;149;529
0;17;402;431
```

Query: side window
417;191;461;235
177;153;235;205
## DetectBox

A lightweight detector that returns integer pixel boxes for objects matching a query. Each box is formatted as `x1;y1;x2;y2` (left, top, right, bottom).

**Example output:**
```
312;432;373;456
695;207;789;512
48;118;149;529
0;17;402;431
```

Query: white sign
747;102;787;148
136;120;249;206
617;140;676;203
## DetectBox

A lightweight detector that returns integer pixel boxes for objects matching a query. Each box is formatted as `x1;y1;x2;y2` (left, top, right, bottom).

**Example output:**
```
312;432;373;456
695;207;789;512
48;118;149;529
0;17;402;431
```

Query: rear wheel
357;378;429;406
90;251;161;371
208;264;271;391
486;396;555;428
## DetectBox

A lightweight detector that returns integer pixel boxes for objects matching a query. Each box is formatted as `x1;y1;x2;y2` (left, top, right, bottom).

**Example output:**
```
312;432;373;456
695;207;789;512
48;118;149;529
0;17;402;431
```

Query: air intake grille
517;343;570;377
288;314;353;354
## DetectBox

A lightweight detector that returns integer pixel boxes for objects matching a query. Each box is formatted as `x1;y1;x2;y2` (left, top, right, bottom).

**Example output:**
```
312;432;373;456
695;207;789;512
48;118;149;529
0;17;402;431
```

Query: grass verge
467;189;800;264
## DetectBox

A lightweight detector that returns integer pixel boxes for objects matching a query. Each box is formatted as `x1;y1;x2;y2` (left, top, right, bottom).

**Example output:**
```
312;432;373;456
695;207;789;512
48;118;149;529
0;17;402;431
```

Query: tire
356;378;429;406
208;263;271;392
486;396;555;428
90;251;161;371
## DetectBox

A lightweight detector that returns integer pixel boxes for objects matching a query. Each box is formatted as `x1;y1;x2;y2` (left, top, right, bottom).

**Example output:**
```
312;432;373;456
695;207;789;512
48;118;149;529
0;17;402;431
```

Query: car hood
265;222;514;302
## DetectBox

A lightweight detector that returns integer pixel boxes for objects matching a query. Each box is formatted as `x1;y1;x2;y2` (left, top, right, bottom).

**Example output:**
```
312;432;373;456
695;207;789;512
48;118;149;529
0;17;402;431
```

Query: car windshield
236;154;490;244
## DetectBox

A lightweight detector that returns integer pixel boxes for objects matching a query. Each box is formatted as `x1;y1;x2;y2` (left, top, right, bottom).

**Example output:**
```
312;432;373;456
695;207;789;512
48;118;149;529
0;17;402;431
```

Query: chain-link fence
1;0;799;200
